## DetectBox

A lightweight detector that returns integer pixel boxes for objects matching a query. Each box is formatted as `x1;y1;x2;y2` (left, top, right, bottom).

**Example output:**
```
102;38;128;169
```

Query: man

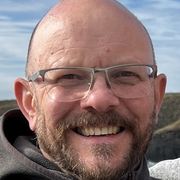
0;0;166;179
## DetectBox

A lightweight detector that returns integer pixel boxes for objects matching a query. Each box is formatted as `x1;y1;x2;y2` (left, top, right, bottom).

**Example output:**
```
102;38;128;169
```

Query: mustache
56;111;139;137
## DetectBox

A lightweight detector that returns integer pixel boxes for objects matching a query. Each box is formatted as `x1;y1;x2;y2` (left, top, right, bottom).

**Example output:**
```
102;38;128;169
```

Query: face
23;1;165;180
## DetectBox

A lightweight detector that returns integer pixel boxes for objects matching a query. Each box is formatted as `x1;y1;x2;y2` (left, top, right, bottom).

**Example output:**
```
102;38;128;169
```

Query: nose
80;75;120;112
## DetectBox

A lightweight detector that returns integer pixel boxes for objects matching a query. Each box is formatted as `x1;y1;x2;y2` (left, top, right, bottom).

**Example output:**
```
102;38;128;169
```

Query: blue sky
0;0;180;100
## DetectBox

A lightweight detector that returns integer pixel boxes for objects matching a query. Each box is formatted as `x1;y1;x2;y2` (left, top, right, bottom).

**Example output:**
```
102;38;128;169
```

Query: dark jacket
0;109;160;180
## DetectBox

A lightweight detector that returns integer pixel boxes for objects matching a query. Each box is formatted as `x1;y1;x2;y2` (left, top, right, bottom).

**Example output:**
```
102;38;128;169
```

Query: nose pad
87;74;112;98
80;76;119;112
89;71;111;91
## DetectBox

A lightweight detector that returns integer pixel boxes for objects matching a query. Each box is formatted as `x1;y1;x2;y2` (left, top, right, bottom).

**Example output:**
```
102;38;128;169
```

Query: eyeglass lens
42;65;154;102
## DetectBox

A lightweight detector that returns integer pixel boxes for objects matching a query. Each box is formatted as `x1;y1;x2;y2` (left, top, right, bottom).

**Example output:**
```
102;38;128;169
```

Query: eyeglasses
28;64;157;102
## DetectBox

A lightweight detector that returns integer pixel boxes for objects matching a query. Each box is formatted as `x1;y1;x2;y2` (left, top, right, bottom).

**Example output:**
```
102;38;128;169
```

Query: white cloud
0;0;180;100
0;0;59;100
0;0;59;13
120;0;180;93
0;15;10;21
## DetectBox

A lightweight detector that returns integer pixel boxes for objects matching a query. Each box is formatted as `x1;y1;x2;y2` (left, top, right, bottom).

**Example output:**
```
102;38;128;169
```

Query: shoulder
149;158;180;180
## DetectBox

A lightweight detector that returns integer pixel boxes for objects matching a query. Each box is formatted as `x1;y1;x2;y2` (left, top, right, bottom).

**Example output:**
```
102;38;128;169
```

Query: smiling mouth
75;126;125;137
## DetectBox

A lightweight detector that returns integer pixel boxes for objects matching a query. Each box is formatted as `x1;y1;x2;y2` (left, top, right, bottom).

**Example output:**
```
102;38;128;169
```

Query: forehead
31;0;153;70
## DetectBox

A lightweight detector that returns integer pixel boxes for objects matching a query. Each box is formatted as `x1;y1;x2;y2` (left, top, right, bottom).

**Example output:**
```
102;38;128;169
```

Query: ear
154;73;167;122
14;78;37;131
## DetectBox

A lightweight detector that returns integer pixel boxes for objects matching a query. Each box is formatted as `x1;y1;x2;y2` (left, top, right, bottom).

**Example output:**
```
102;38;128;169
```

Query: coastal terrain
1;93;180;163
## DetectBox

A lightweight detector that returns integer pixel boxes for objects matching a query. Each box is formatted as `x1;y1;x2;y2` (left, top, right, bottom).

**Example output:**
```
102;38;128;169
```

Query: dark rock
146;119;180;162
1;93;180;163
156;93;180;130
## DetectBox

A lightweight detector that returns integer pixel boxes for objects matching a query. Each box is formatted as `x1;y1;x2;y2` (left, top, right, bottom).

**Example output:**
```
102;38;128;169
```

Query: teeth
78;126;121;137
102;127;108;135
94;127;101;135
109;126;113;134
89;128;94;136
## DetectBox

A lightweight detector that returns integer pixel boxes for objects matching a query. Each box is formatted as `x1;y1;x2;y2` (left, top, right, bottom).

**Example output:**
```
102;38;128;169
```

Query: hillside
1;93;180;163
0;100;18;115
156;93;180;130
1;93;180;122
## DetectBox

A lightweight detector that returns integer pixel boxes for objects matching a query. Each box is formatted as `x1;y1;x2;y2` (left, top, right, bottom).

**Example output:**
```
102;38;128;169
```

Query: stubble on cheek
35;107;156;180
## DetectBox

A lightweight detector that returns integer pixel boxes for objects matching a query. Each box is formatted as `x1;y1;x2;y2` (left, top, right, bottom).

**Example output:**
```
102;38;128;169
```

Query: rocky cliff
1;93;180;163
146;93;180;163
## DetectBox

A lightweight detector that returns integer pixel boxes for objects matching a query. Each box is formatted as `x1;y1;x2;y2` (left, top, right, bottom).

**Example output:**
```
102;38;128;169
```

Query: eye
61;74;82;80
121;71;136;77
110;70;141;85
55;73;84;84
113;71;139;78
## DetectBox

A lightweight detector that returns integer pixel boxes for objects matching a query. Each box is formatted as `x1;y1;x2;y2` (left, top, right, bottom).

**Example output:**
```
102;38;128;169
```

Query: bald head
26;0;154;77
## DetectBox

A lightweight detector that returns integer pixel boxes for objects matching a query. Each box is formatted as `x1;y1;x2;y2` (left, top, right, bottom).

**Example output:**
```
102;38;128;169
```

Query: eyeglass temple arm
150;66;157;78
28;72;40;82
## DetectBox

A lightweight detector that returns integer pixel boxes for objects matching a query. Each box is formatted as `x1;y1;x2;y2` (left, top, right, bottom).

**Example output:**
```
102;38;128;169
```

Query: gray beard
36;109;156;180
